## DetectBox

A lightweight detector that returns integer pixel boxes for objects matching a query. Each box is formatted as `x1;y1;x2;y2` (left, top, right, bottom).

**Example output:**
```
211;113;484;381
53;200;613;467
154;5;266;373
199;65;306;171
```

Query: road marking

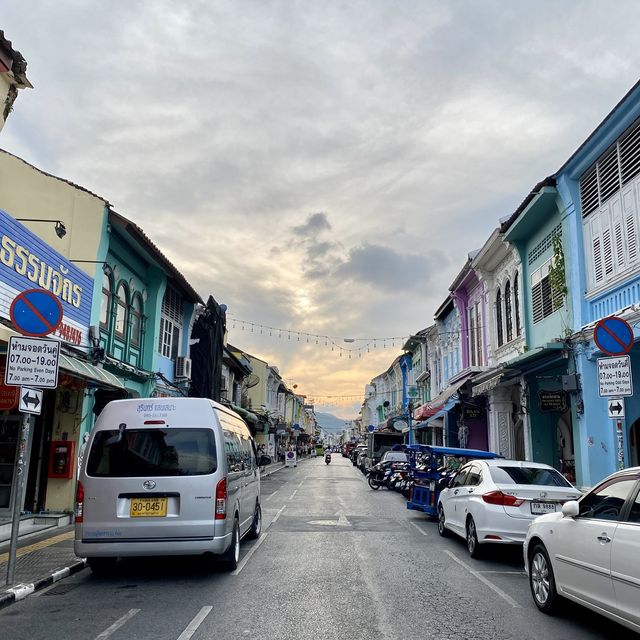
266;488;280;500
176;606;213;640
410;522;429;536
0;530;74;565
232;504;286;576
288;489;298;500
297;480;304;489
444;551;522;608
94;609;140;639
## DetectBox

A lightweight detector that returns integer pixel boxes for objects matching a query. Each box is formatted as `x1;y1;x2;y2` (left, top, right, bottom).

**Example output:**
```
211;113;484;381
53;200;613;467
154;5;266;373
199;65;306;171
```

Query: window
87;428;217;477
468;302;482;366
239;434;255;470
130;294;143;347
157;287;183;359
223;430;244;473
465;464;482;486
451;468;470;488
489;466;572;487
627;487;640;524
531;259;563;324
495;288;504;347
578;478;638;521
100;273;112;328
114;283;128;337
504;280;512;342
513;273;521;337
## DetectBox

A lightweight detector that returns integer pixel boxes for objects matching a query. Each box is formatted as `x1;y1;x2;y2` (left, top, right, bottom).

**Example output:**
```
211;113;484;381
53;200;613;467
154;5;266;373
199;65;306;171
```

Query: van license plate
130;497;167;517
530;501;556;515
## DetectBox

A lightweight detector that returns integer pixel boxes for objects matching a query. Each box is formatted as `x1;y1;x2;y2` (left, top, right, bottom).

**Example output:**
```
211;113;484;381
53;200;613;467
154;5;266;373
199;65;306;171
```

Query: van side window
223;430;243;472
239;434;255;470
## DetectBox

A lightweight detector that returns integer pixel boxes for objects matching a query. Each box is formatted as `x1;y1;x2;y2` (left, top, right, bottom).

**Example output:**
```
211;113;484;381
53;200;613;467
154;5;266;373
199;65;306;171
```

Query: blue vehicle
405;444;501;518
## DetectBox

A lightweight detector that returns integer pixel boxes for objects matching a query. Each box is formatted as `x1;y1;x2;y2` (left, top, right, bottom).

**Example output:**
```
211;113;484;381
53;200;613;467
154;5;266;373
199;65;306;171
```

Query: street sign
607;398;625;419
19;386;43;415
4;336;60;389
597;355;633;397
9;288;63;337
594;316;634;356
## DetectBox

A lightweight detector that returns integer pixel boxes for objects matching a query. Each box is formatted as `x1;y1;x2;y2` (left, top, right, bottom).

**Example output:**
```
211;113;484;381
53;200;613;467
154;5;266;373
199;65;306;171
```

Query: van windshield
87;428;217;477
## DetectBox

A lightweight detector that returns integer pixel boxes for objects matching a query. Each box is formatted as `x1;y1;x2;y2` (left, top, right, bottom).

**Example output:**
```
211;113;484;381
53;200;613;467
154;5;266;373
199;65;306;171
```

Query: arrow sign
19;386;43;415
607;398;625;419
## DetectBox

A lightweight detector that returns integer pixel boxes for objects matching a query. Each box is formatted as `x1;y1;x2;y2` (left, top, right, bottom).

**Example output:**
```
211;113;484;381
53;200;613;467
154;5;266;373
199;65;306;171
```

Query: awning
59;353;125;389
472;372;504;397
413;374;472;418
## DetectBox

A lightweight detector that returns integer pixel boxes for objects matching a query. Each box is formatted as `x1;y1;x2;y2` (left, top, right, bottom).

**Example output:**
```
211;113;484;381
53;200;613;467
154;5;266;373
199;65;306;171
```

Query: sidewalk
0;455;311;610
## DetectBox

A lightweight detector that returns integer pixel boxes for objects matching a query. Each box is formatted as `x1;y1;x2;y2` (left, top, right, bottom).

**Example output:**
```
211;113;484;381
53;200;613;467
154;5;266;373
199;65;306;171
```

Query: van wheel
220;517;240;571
88;557;117;577
246;503;262;540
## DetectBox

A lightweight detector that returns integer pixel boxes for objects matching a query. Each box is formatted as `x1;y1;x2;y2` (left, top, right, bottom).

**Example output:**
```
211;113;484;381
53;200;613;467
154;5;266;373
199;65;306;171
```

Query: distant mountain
315;412;348;433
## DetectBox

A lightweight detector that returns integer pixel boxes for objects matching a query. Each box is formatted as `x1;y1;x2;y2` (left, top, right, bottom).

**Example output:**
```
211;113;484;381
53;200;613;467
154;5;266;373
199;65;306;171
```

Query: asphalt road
1;456;636;640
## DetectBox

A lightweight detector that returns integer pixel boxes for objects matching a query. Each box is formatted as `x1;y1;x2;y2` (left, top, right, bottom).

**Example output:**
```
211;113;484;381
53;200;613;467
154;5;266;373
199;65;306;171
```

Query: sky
3;1;640;418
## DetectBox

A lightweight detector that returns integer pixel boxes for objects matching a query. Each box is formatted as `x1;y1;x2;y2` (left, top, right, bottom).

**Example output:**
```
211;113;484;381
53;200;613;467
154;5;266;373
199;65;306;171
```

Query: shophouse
471;227;528;460
556;79;640;485
0;31;31;133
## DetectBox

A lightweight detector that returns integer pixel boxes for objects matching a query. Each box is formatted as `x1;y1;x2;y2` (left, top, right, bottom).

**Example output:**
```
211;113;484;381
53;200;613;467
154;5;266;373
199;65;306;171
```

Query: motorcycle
367;462;388;490
325;453;331;465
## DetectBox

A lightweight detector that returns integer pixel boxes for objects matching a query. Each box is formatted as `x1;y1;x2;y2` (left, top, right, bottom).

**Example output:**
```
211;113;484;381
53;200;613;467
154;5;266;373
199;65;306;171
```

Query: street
1;456;635;640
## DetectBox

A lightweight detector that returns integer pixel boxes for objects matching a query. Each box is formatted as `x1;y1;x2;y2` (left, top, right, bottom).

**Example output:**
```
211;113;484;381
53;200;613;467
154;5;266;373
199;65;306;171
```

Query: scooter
325;453;331;465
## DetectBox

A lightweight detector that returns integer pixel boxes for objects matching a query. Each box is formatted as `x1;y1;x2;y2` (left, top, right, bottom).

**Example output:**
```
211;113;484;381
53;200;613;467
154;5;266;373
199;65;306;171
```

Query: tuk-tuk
405;444;501;518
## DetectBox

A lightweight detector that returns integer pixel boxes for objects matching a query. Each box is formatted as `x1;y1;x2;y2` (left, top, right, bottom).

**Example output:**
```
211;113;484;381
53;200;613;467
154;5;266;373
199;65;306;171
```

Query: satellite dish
244;373;260;389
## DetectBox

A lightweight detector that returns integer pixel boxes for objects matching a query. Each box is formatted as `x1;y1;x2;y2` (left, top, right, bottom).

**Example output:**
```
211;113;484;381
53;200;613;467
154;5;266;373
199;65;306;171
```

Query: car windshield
382;452;407;462
489;465;572;487
87;428;217;477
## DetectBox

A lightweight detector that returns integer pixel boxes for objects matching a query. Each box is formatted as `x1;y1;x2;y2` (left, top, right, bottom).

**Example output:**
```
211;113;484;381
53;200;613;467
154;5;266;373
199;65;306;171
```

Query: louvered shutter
623;180;639;263
588;215;604;286
610;195;625;272
531;281;543;324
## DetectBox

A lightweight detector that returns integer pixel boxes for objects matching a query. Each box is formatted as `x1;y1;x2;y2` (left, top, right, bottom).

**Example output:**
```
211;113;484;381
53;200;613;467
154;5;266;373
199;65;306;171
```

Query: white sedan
524;466;640;634
437;459;581;558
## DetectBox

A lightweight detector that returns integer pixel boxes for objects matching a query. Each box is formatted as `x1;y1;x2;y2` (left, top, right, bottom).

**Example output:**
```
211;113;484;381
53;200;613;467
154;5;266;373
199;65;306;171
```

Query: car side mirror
258;455;271;467
561;500;580;518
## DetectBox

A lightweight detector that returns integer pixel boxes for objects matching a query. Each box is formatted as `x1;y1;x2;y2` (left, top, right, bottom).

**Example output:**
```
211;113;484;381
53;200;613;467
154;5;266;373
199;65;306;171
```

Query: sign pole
5;413;32;586
616;419;625;471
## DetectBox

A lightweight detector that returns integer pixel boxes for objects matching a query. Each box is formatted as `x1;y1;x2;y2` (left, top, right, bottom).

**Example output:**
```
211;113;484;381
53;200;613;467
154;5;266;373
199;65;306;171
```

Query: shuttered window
504;280;513;343
495;289;503;347
514;273;521;337
531;260;563;324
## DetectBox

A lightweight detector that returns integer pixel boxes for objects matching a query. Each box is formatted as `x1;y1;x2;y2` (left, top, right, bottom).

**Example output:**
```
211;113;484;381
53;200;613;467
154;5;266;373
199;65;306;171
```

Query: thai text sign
538;390;568;413
597;356;633;397
5;336;60;388
0;209;93;346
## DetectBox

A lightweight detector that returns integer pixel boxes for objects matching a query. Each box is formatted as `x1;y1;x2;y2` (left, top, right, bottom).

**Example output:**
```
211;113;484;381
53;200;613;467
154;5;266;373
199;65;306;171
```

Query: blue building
556;80;640;486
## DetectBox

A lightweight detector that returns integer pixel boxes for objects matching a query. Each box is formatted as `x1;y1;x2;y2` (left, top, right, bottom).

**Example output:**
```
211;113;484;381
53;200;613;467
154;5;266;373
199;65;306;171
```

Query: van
74;397;271;574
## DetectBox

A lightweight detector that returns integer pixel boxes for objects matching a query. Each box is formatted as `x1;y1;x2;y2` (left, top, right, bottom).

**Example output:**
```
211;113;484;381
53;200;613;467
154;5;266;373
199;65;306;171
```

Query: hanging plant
549;233;567;309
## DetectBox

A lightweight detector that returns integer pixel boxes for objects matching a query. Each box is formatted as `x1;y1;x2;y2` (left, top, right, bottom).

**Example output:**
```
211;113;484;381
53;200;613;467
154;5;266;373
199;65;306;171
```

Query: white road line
94;609;140;640
232;504;287;576
266;488;280;500
289;489;298;500
297;480;304;488
176;606;213;640
410;521;429;536
444;551;522;609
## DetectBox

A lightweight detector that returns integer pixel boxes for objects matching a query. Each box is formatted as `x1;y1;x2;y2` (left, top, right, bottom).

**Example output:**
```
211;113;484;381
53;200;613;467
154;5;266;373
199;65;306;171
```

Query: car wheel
437;505;449;537
529;544;559;614
466;517;482;558
246;502;262;540
220;517;240;571
88;557;117;577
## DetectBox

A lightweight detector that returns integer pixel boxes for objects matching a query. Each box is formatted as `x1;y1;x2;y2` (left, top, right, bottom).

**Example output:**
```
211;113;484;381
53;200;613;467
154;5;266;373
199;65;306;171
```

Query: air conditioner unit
175;356;192;380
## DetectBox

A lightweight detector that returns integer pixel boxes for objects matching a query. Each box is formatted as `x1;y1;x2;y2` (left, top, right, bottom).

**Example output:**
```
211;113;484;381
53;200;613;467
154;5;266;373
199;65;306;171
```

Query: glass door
0;416;20;515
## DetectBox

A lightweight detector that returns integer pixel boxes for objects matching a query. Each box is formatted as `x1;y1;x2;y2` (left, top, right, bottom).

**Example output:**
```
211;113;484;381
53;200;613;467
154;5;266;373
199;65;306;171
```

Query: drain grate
44;582;81;596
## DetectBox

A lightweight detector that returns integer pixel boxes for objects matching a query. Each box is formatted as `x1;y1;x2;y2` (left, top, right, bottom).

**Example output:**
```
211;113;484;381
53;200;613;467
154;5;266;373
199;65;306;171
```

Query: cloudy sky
3;1;640;417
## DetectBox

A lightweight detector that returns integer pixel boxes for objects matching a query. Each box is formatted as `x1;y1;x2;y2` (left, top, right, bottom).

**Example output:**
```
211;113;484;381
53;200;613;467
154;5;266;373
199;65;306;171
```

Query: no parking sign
285;451;297;467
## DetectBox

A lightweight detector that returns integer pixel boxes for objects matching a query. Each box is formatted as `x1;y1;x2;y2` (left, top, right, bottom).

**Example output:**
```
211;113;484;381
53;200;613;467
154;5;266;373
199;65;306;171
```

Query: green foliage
549;233;567;309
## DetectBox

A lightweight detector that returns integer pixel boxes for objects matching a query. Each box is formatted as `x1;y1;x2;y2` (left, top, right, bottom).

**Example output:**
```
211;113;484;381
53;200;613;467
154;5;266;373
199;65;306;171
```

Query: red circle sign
9;288;63;337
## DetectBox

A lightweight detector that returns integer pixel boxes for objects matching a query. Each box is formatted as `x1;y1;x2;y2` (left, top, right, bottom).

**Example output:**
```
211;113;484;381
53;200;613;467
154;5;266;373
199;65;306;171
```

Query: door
610;482;640;627
0;416;20;515
552;476;637;612
444;467;471;534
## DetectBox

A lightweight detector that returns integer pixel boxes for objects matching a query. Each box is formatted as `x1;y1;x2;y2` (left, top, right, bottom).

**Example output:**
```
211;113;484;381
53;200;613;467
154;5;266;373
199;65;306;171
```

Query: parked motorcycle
325;453;331;465
367;463;388;490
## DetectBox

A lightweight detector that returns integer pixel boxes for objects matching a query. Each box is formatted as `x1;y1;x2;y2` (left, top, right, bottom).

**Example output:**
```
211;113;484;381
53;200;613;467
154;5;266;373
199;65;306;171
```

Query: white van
74;398;270;574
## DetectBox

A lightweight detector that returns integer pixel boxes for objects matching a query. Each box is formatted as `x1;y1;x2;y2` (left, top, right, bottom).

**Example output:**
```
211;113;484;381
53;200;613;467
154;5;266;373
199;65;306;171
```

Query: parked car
380;450;408;464
437;459;581;558
75;398;271;575
524;466;640;633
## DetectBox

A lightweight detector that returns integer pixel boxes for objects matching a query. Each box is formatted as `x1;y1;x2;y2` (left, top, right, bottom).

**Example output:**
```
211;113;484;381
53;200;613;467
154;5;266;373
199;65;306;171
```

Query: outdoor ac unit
175;356;192;380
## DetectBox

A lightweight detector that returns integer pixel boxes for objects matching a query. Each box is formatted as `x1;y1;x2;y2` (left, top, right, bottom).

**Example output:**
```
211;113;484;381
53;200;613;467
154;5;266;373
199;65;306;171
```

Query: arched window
514;273;521;337
100;272;112;328
114;283;128;338
496;288;504;347
130;294;143;347
505;280;513;343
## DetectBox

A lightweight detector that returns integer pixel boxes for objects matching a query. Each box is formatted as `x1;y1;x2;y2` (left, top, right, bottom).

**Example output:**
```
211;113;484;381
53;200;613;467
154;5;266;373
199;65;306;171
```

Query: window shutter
610;195;625;272
531;281;543;324
589;215;604;285
623;181;639;263
602;227;614;276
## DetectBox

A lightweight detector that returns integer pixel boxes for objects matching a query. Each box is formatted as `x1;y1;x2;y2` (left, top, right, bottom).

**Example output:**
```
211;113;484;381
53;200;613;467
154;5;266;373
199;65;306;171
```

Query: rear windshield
489;466;572;487
87;428;217;477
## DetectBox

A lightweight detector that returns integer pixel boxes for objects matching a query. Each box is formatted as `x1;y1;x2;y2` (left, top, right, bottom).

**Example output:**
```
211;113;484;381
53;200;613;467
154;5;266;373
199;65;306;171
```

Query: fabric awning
472;372;504;397
59;353;125;389
413;374;473;418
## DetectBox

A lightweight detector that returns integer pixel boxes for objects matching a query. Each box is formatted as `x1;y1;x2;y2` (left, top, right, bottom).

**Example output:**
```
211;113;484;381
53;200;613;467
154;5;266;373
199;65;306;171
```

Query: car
75;398;271;575
524;466;640;633
380;451;408;464
437;459;581;558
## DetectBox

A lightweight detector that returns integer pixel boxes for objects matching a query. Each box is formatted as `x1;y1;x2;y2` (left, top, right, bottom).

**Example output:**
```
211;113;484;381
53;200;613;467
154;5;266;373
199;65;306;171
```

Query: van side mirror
561;501;580;518
258;455;271;467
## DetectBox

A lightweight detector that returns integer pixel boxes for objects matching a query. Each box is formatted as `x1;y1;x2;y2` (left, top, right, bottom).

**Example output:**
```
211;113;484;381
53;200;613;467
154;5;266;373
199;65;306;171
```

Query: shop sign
4;336;60;388
597;356;633;397
462;406;483;420
0;209;94;347
538;390;567;413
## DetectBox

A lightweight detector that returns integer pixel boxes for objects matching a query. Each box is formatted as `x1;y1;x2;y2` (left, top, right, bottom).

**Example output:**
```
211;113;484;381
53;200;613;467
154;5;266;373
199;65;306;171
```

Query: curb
0;558;87;610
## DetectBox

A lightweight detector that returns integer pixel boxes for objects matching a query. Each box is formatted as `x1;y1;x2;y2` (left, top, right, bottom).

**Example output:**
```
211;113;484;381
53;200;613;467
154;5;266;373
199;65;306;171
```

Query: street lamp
16;218;67;238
